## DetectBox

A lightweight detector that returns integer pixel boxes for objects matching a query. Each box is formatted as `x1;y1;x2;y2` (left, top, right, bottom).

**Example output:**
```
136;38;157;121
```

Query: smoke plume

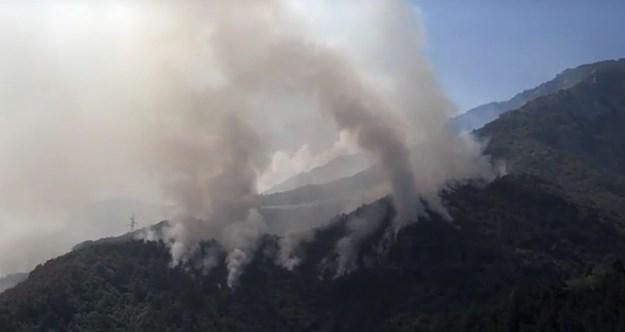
0;1;494;281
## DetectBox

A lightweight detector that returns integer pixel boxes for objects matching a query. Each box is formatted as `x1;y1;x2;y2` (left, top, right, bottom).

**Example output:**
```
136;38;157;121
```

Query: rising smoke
0;1;494;282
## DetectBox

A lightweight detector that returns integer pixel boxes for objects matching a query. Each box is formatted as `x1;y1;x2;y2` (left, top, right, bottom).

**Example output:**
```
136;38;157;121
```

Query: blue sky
414;0;625;111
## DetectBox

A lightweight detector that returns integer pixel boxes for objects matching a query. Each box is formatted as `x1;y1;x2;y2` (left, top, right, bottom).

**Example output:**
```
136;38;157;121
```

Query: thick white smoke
0;1;494;282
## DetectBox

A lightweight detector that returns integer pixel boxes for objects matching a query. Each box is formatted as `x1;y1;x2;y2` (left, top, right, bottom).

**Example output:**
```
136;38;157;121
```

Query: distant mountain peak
450;58;625;132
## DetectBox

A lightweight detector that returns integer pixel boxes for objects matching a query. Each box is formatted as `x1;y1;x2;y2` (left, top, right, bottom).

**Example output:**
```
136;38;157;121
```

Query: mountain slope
262;58;625;222
2;175;625;331
258;164;386;235
478;59;625;217
411;262;625;332
451;58;625;131
265;154;370;195
260;60;625;218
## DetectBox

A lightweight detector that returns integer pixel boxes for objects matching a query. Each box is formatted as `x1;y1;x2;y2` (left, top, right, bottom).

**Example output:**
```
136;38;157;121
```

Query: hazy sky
415;0;625;111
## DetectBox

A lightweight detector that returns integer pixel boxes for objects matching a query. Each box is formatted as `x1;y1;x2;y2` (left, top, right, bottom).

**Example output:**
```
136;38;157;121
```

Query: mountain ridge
478;59;625;217
264;154;370;195
450;58;625;132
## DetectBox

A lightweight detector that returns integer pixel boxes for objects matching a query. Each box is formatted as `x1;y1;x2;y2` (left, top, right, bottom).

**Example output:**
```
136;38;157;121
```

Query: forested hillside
1;59;624;331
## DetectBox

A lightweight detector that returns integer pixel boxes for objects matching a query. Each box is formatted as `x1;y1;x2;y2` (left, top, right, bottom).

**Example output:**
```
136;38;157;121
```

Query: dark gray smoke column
318;63;420;229
0;0;495;280
151;0;429;282
157;0;495;280
152;109;273;288
248;45;423;229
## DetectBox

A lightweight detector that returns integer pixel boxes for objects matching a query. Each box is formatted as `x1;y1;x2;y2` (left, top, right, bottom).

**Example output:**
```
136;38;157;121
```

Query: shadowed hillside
479;59;625;218
2;175;625;331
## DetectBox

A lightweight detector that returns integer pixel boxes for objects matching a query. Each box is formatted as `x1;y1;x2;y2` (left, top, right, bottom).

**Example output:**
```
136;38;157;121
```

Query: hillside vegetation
1;59;625;331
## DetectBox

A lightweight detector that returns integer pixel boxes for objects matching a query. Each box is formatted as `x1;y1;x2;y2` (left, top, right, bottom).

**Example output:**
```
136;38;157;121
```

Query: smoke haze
0;1;494;280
